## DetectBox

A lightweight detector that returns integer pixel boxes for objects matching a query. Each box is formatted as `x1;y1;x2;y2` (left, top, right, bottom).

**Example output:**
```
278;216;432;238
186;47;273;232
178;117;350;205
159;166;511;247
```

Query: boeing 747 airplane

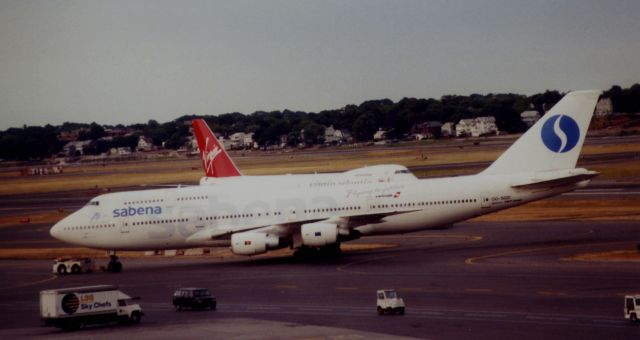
50;90;601;272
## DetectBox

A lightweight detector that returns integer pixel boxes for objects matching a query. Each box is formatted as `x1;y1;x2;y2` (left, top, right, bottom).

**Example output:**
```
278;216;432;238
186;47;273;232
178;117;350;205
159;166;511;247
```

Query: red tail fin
192;119;242;177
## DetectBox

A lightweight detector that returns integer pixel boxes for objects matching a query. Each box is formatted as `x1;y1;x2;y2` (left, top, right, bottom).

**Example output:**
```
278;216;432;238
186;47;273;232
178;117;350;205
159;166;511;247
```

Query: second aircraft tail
192;119;242;178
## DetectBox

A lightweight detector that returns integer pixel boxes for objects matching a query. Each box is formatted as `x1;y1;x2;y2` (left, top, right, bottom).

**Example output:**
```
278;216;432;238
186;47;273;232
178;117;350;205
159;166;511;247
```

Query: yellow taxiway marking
464;241;630;265
0;273;57;291
337;233;483;274
538;291;568;297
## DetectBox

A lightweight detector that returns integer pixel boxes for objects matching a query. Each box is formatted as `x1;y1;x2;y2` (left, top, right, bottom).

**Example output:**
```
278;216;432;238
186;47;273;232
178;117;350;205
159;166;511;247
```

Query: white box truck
40;285;143;330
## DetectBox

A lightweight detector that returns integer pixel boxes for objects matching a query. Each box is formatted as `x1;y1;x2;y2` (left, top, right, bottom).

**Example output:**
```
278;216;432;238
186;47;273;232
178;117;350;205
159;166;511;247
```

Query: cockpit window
394;170;411;174
85;201;99;206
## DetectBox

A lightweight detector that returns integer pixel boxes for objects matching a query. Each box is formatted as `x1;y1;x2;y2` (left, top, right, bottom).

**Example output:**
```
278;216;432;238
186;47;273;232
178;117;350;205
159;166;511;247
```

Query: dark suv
172;288;216;310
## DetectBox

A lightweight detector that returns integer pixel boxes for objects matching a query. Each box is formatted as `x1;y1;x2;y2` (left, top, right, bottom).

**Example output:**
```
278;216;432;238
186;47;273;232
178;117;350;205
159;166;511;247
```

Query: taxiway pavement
0;220;638;339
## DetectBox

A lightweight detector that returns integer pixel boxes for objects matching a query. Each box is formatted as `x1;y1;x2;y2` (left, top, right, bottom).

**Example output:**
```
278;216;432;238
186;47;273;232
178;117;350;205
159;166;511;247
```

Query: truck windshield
385;291;397;298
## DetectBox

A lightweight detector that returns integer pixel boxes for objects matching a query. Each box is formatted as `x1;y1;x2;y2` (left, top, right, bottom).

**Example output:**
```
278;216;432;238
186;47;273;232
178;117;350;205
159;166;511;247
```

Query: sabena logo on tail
540;115;580;153
481;90;600;175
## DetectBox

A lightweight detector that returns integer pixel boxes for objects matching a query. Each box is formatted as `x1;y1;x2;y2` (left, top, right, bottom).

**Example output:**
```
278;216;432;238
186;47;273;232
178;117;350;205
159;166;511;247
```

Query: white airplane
50;90;601;272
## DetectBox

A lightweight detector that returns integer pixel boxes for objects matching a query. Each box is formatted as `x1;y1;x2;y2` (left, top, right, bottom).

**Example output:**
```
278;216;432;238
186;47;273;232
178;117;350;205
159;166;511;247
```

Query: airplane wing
185;209;419;244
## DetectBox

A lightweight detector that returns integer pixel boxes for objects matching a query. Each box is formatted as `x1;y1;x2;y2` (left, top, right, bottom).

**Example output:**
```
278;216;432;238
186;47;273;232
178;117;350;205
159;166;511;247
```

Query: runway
0;220;638;339
0;137;638;338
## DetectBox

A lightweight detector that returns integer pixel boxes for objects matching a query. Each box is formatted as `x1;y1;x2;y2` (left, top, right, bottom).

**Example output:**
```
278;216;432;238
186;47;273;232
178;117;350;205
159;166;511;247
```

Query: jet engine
301;222;338;247
231;232;282;255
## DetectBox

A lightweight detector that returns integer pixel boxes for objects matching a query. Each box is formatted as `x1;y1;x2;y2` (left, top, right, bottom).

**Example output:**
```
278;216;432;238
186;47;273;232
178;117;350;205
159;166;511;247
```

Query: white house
441;122;455;137
595;97;613;116
228;132;255;148
455;119;474;137
373;128;388;141
520;110;541;127
456;116;498;137
62;140;92;156
324;125;351;144
137;136;155;151
109;147;131;156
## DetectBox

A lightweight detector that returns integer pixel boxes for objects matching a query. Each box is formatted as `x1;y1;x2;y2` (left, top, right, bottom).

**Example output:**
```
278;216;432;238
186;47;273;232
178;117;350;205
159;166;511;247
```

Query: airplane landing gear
293;243;341;260
106;251;122;273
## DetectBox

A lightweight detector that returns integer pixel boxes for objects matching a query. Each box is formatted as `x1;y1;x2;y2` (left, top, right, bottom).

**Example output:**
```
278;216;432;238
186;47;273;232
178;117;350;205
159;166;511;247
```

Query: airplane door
481;192;491;209
120;221;130;234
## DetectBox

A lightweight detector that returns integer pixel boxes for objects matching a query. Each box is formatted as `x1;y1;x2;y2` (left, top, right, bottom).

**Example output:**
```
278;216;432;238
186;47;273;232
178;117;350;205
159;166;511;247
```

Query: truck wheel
398;308;405;315
631;313;638;322
377;306;383;315
57;265;67;275
130;312;141;324
175;304;182;311
71;265;81;274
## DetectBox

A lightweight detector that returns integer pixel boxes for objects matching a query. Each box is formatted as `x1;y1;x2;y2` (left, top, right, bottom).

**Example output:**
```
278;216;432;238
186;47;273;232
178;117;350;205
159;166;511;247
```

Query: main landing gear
106;250;122;273
293;243;342;260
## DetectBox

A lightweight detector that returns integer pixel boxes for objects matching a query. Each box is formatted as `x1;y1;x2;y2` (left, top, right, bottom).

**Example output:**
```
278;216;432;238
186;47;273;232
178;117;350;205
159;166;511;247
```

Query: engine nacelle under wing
231;232;281;255
301;222;338;247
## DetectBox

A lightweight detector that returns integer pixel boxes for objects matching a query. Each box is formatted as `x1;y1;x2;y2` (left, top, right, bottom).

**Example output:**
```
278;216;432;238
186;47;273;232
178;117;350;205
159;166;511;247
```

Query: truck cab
377;289;405;315
625;294;640;322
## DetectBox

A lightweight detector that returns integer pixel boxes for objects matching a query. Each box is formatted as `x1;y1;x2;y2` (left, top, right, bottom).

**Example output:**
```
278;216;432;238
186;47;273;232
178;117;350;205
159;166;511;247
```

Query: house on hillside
595;97;613;116
441;122;455;137
520;110;541;127
137;136;155;152
324;125;352;144
412;121;443;139
456;116;498;137
455;119;474;137
62;140;93;157
109;147;131;156
229;132;256;149
373;128;388;141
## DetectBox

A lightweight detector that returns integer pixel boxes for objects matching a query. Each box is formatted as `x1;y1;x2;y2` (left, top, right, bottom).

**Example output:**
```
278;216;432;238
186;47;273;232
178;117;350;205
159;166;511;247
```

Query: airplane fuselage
50;164;591;251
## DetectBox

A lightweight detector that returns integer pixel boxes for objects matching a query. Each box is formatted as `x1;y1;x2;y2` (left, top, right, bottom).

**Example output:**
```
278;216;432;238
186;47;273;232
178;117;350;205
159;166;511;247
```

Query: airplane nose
50;222;63;240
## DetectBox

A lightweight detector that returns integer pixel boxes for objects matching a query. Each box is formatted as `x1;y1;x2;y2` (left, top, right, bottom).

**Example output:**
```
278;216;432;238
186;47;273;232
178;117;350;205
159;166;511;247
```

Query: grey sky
1;0;638;129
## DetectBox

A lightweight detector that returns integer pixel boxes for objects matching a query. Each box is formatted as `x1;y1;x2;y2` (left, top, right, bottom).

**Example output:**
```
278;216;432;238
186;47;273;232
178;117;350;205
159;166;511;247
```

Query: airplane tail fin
192;119;242;177
482;90;601;175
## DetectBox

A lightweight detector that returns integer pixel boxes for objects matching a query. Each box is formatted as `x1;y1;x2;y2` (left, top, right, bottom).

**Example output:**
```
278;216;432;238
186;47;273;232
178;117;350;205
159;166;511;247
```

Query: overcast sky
1;0;638;129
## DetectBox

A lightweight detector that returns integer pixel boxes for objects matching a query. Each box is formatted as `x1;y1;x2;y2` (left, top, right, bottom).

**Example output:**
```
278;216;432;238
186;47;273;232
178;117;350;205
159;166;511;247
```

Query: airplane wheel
107;261;122;273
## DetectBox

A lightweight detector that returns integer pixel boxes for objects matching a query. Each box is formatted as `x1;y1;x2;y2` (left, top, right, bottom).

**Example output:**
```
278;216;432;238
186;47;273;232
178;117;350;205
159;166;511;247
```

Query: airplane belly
356;210;435;235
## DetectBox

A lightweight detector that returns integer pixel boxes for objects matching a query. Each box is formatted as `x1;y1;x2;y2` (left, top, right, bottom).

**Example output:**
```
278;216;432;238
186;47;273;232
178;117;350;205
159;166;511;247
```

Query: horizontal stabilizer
511;170;598;189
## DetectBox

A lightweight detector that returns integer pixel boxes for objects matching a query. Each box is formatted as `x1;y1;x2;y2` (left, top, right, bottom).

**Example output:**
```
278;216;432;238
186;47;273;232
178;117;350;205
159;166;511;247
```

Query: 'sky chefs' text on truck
40;285;142;330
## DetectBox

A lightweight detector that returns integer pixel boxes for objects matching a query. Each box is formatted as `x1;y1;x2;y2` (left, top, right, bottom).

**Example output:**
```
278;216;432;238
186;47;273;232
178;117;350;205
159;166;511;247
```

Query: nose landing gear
106;250;122;273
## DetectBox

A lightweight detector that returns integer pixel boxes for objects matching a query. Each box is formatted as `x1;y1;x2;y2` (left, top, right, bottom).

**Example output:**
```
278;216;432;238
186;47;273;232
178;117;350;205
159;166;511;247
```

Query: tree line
1;84;638;161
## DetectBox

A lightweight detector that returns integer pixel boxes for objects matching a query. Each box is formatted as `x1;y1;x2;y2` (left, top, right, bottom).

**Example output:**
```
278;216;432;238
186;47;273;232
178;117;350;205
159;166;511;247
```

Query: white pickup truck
377;289;405;315
625;294;640;322
40;285;143;330
52;257;94;275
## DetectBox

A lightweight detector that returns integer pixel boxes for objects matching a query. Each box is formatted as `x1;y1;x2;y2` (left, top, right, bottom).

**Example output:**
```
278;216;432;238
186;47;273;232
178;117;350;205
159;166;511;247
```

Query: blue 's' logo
540;115;580;153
